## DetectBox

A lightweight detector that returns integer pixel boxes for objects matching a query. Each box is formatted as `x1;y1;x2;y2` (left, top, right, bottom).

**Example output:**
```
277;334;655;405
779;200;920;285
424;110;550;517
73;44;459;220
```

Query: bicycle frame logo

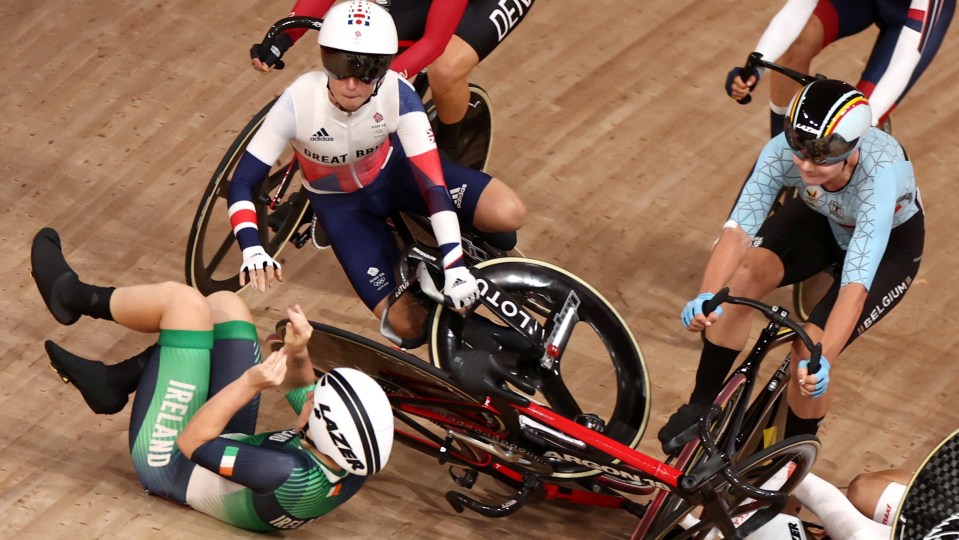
475;278;543;341
541;450;671;491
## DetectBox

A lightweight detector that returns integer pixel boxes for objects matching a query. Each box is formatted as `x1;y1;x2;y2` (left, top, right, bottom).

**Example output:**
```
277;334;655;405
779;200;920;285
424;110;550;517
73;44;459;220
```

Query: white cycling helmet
318;0;398;83
307;367;394;476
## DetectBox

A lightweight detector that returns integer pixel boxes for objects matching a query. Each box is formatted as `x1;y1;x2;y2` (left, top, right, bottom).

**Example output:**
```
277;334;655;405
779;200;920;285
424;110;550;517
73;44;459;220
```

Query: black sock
784;407;824;438
770;110;785;138
63;282;115;321
437;118;464;157
689;338;740;404
108;345;153;395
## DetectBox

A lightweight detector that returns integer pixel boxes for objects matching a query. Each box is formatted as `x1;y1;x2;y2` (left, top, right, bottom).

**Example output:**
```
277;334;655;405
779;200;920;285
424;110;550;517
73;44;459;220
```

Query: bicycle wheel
792;270;835;323
648;435;820;540
424;83;493;172
635;375;749;539
185;97;310;294
429;258;650;480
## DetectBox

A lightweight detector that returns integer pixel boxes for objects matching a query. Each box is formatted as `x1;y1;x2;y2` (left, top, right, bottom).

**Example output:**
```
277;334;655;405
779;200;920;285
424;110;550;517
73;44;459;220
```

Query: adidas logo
310;128;333;142
449;185;467;209
452;278;466;287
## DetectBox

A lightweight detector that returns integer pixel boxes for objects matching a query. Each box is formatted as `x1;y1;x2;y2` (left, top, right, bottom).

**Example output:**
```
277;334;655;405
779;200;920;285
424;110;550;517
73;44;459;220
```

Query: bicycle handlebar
703;288;822;373
260;16;324;49
736;52;827;105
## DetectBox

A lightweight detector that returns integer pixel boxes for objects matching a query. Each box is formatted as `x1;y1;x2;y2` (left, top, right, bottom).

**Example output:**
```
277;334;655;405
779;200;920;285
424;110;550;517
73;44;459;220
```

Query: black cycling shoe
31;228;82;325
46;340;129;415
657;400;710;455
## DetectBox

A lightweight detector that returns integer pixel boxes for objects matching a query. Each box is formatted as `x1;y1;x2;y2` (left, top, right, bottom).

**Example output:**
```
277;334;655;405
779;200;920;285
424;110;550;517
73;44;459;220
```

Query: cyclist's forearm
820;283;867;360
227;153;273;249
178;374;261;458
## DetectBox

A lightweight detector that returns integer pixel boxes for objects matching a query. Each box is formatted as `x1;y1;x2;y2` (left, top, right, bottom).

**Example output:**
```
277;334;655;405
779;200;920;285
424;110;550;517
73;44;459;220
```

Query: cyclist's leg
847;468;911;523
431;0;537;155
769;0;875;136
305;162;426;338
206;291;261;435
856;0;956;126
786;209;924;435
659;198;833;447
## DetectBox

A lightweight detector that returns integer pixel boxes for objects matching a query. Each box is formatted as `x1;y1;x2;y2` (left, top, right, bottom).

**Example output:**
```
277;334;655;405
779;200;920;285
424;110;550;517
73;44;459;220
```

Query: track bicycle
282;246;824;538
635;288;822;538
185;16;496;294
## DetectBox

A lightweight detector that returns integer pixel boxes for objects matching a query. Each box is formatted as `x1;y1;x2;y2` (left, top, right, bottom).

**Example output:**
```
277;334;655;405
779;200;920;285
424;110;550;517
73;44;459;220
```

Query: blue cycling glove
798;356;831;398
681;293;723;327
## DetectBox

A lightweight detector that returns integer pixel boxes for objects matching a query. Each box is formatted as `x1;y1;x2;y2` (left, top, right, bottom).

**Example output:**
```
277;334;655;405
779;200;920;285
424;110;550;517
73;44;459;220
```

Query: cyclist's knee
206;291;253;324
477;178;526;231
429;38;479;90
162;282;214;330
728;257;781;295
375;295;425;340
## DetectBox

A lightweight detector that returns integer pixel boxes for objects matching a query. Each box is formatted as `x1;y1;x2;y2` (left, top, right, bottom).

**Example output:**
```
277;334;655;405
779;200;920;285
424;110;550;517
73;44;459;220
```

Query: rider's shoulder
858;128;910;168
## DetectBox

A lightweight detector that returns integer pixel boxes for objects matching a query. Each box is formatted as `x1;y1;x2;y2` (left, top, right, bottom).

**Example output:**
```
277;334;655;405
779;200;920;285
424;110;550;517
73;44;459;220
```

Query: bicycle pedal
573;413;606;432
448;466;478;489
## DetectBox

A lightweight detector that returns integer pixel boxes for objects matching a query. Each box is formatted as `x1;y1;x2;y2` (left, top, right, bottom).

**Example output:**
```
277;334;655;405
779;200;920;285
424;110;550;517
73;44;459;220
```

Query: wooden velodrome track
3;0;958;537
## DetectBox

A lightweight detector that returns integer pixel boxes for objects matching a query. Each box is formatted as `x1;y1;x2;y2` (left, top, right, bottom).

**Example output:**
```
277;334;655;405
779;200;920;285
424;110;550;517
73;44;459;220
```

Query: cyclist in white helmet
251;0;538;160
30;226;394;532
229;0;526;342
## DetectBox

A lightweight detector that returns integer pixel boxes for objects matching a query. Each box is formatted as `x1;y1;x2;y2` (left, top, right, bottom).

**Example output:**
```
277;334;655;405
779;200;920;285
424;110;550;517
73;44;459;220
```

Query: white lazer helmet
318;0;398;83
307;367;394;476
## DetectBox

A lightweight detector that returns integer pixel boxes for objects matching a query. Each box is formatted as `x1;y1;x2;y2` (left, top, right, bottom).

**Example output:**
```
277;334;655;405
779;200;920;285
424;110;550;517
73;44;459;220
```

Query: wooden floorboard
3;0;957;537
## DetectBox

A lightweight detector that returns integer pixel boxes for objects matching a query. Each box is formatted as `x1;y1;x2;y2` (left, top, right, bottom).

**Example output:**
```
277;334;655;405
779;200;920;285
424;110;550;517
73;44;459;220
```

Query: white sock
794;472;891;540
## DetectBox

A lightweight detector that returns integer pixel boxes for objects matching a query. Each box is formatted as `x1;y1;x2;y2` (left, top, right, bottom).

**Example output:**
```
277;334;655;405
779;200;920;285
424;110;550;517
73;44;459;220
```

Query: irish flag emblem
219;446;239;476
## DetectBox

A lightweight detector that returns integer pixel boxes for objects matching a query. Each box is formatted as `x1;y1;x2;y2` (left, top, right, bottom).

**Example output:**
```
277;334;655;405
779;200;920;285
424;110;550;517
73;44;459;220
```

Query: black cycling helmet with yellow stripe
784;79;873;165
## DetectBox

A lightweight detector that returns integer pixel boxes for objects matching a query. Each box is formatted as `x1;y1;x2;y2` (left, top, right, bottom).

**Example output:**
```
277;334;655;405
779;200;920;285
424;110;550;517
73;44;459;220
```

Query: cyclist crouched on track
659;79;924;452
230;1;526;341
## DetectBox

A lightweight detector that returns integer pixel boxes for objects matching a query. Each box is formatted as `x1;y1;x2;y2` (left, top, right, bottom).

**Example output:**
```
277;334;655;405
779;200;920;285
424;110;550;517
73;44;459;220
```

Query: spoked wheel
424;83;493;172
429;258;650;480
636;376;749;539
185;96;311;294
645;436;819;540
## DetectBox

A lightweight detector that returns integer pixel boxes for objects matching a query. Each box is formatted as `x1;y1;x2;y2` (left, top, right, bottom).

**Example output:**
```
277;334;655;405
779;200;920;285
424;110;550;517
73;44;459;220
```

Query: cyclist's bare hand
244;348;288;391
239;246;284;292
283;304;313;353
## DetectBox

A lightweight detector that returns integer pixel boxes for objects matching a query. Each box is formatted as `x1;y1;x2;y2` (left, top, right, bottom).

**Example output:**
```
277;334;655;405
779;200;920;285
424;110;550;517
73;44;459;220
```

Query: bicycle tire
648;435;820;540
792;270;835;323
635;374;749;539
185;97;310;294
429;257;650;480
424;83;493;172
